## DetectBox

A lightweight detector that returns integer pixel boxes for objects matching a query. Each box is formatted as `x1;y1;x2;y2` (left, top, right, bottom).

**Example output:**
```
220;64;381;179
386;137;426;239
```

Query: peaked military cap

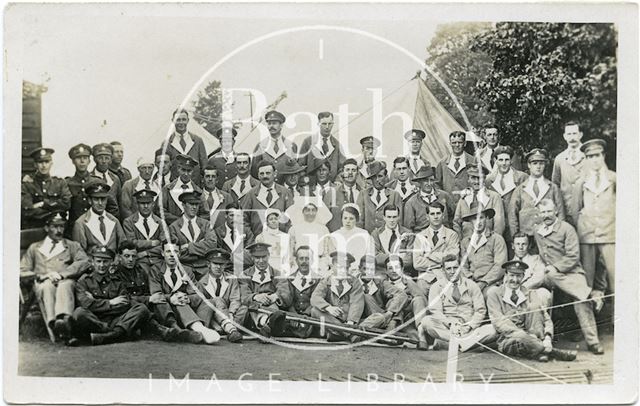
178;191;201;204
207;248;231;264
133;189;157;203
175;154;198;169
68;143;92;159
85;181;111;197
247;242;271;256
580;139;607;154
264;110;285;123
501;260;529;275
45;210;68;225
92;143;114;157
30;147;55;162
90;246;115;259
403;129;426;142
525;148;549;163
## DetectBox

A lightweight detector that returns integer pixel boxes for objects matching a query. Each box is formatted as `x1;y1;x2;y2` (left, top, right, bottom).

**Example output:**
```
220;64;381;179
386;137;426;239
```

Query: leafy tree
472;23;617;167
192;80;223;133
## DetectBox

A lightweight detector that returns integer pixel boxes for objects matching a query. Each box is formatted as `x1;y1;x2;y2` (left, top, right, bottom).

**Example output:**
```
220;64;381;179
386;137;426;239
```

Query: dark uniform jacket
402;188;455;231
148;263;198;299
114;264;150;306
156;179;203;225
66;172;119;232
240;183;294;235
222;175;259;205
75;268;130;317
161;131;208;186
297;134;346;183
356;187;404;233
21;173;72;229
207;152;239;190
361;277;408;316
122;213;165;266
238;266;291;308
109;164;133;186
167;216;217;272
72;210;126;253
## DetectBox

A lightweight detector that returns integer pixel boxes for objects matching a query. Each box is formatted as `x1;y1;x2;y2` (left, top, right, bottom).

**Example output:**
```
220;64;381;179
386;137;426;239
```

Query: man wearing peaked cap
66;144;119;234
207;126;239;189
250;109;298;179
120;156;158;220
334;135;382;190
122;188;165;276
575;138;616;303
508;147;565;238
403;165;455;232
71;180;126;253
160;108;208;187
167;189;217;278
20;209;90;344
238;241;291;339
297;111;346;185
195;248;246;343
486;259;577;363
404;129;431;176
89;143;123;207
356;160;403;233
70;245;152;346
157;153;203;225
21;147;72;229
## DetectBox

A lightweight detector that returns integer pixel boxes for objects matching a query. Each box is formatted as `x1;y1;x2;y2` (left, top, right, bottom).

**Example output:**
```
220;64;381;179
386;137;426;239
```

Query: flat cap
580;139;607;154
90;246;115;259
404;129;426;142
30;147;55;162
265;110;285;123
92;143;114;157
525;148;549;163
501;260;529;275
133;189;157;203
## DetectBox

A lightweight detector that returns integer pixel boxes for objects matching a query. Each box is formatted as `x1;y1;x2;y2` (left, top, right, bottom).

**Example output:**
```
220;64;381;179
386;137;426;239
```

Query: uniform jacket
120;177;159;220
385;178;418;218
508;177;565;236
198;187;234;229
298;134;346;183
552;148;586;225
434;152;477;203
485;168;528;242
575;168;616;244
196;273;242;315
156;179;203;225
250;136;299;179
460;231;508;285
402;188;455;232
361;277;408;316
326;182;364;232
66;172;119;228
215;224;255;270
533;219;585;275
310;275;365;323
413;226;460;283
90;167;122;204
75;268;131;317
161;131;208;186
122;212;165;265
72;209;126;252
20;237;89;279
284;271;321;315
207;151;240;190
109;164;133;186
238;265;291;308
406;154;431;179
428;277;486;329
21;173;72;228
356;187;403;233
148;262;199;300
114;264;151;306
371;225;415;268
453;187;506;241
487;284;553;337
222;175;259;205
168;216;217;269
515;254;546;290
240;183;293;235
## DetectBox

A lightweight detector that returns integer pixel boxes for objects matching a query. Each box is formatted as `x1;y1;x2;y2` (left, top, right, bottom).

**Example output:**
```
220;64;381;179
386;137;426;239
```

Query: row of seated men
21;200;601;362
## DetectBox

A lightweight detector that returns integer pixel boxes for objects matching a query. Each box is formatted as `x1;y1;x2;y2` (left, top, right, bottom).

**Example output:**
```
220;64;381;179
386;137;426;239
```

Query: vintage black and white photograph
3;2;638;404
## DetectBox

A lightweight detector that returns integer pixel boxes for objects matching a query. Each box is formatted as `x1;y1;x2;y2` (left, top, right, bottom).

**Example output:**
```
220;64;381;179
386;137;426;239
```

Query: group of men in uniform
20;110;615;362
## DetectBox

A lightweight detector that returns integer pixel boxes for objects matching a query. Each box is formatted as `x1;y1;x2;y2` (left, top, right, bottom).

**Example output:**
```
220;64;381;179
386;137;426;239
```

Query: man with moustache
250;110;299;179
72;182;126;253
20;211;89;343
356;161;403;233
222;152;258;205
435;131;477;203
108;141;133;185
198;164;234;229
122;189;165;275
90;143;123;208
21;147;72;229
403;166;455;232
326;158;363;232
552;121;588;225
298;111;346;184
160;108;208;186
157;154;203;225
120;157;157;220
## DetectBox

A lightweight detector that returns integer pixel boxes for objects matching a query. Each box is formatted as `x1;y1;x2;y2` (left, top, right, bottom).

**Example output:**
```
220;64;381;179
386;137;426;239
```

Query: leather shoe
588;343;604;355
90;328;125;346
416;341;429;351
349;335;366;344
175;329;203;344
550;348;577;361
54;317;72;340
227;330;243;343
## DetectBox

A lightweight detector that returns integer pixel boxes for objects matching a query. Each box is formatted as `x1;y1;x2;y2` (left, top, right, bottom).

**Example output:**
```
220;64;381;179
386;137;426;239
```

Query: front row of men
22;209;595;361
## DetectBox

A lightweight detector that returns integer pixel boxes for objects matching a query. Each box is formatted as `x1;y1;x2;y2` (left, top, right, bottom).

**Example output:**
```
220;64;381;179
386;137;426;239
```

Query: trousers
202;296;248;332
310;307;386;340
421;314;497;352
72;302;151;338
496;307;547;359
153;296;213;329
34;279;75;324
580;243;615;293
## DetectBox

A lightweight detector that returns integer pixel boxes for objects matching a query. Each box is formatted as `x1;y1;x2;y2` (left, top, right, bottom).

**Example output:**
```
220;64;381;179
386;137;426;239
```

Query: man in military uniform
552;121;587;226
435;131;478;203
148;242;221;344
335;136;381;189
109;141;133;185
508;149;565;240
157;154;203;225
160;108;208;186
114;241;203;343
122;189;165;275
90;143;123;208
120;156;157;220
459;205;508;297
221;152;258;205
386;157;418;216
419;254;497;352
71;246;151;346
167;191;217;278
66;143;118;235
198;164;234;229
510;232;552;307
72;182;126;253
250;110;299;179
404;129;431;178
20;211;90;342
371;204;414;275
152;148;173;189
196;248;245;343
356;161;403;233
207;126;239;189
487;260;577;362
241;160;294;236
297;111;346;184
403;166;454;231
21;147;72;229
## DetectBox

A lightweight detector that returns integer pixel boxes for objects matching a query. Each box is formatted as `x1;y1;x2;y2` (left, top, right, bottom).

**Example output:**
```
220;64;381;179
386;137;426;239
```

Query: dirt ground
18;331;613;384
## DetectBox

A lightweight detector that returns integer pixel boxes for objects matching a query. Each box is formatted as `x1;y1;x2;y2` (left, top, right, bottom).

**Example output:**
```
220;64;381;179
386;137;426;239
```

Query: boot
550;348;577;361
267;310;287;337
227;330;243;343
53;315;73;340
90;327;125;346
175;329;203;344
148;319;178;342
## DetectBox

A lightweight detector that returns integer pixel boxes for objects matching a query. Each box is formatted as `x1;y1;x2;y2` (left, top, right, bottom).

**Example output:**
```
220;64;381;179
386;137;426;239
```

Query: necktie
179;136;187;150
322;138;329;155
499;174;506;191
413;157;419;172
144;180;151;190
102;172;107;181
454;158;461;171
142;217;151;236
98;215;107;239
188;219;195;240
259;269;266;282
301;276;307;288
363;282;369;294
375;190;381;205
510;289;519;305
170;269;178;286
266;188;273;205
229;228;235;242
215;277;222;296
389;229;397;251
400;182;407;195
533;180;540;198
471;191;478;205
570;149;577;163
348;187;354;203
273;140;279;154
289;186;295;195
595;171;601;188
432;230;439;246
240;179;246;193
451;282;461;303
207;192;214;208
49;240;58;254
337;283;344;296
